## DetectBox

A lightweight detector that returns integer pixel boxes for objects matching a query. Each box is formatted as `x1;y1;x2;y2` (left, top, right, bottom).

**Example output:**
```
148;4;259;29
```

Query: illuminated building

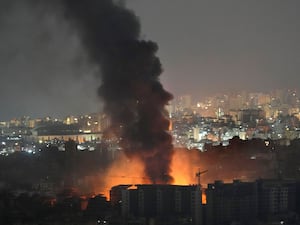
257;93;271;106
228;94;245;110
176;95;192;112
193;126;200;142
63;115;78;125
32;124;103;144
28;119;36;128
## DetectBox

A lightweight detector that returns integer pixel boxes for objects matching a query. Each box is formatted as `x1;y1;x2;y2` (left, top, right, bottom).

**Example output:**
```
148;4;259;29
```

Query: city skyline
1;0;300;120
0;88;298;122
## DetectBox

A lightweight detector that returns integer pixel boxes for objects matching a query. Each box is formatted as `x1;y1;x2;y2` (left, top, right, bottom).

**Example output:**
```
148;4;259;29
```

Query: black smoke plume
60;0;174;183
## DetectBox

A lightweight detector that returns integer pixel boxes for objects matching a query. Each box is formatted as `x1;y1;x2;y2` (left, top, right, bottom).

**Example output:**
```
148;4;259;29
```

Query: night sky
0;0;300;120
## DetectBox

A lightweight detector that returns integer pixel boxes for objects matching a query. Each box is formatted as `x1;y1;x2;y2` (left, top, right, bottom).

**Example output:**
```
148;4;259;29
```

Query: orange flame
94;148;208;203
94;152;151;199
171;148;201;185
202;192;207;204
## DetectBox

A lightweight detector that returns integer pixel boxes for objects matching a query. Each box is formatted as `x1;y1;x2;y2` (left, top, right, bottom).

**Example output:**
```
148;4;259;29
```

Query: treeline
0;140;114;191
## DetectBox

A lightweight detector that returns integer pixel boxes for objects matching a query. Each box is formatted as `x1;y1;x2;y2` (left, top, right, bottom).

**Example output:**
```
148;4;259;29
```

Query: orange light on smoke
168;119;173;131
95;153;149;199
94;148;210;204
171;149;200;185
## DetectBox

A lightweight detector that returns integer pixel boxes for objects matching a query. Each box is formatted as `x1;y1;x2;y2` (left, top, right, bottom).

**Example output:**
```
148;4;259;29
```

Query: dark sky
0;0;300;120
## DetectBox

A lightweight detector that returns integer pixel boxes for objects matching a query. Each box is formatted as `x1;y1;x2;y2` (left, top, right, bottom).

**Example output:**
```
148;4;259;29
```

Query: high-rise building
237;109;266;127
111;184;203;225
206;180;258;225
176;95;192;112
193;126;200;142
206;179;297;225
257;179;296;221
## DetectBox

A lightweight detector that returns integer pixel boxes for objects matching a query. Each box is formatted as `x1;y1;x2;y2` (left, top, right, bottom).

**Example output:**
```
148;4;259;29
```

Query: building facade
206;180;258;225
111;184;203;225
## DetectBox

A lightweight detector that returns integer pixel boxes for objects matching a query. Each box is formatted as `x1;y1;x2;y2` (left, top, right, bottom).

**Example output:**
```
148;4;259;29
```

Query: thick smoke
60;0;174;183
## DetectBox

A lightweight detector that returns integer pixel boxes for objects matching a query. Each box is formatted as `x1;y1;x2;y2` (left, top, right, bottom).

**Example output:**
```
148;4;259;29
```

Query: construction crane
195;169;208;188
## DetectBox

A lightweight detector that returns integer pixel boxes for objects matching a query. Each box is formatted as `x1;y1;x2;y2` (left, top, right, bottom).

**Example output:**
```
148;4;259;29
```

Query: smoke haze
1;1;300;120
59;0;174;183
0;0;100;120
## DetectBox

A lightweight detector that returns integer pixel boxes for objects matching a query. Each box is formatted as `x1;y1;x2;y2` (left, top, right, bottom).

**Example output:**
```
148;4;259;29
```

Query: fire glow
96;149;208;203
